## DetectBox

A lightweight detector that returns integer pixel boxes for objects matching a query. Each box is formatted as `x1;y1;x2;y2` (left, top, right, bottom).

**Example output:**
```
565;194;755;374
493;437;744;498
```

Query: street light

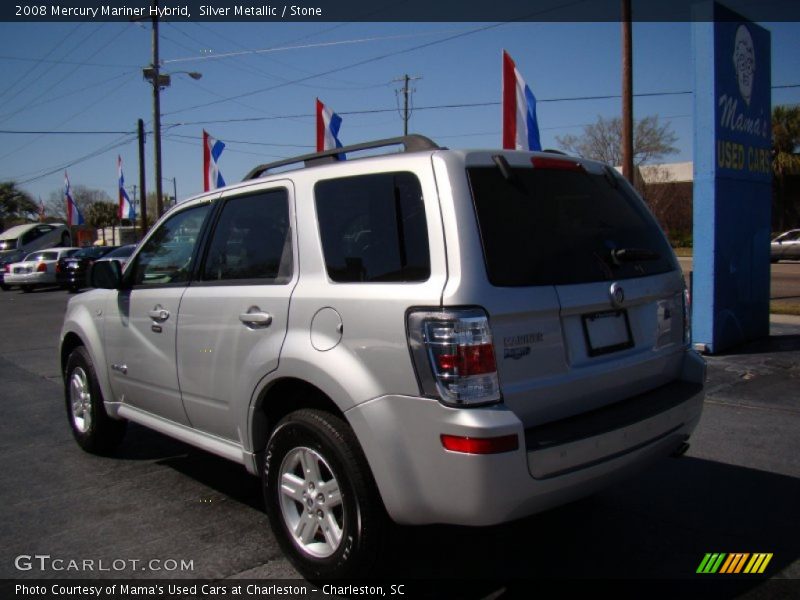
143;47;201;218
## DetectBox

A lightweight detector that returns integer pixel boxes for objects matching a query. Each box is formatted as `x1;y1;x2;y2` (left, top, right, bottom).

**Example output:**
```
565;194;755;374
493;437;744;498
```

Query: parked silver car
770;229;800;262
60;136;705;579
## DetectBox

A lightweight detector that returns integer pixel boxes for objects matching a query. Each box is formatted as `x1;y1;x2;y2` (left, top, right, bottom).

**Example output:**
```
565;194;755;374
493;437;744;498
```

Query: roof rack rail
244;134;441;180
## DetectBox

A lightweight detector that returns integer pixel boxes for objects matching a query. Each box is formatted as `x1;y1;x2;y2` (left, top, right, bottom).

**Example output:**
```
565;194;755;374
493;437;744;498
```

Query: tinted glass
315;172;430;283
0;240;18;251
467;166;676;287
202;190;291;283
131;204;211;286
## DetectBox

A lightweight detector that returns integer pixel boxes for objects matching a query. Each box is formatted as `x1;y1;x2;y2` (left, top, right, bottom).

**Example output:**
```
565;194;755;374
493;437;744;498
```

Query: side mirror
90;260;123;289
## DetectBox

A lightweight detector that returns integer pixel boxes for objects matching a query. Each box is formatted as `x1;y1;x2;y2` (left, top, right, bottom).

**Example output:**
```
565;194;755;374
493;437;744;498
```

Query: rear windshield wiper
610;247;661;264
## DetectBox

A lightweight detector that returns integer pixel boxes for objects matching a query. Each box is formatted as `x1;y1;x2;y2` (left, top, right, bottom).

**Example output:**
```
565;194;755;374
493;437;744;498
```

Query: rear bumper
346;348;705;526
5;272;55;286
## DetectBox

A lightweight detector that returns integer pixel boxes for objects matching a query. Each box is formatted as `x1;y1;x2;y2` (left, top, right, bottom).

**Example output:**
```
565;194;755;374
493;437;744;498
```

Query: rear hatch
465;154;686;426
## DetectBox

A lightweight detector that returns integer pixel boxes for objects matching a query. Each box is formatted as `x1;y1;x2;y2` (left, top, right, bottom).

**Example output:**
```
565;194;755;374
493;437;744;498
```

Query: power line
0;129;135;135
161;17;536;116
15;133;137;185
162;28;488;66
0;55;139;68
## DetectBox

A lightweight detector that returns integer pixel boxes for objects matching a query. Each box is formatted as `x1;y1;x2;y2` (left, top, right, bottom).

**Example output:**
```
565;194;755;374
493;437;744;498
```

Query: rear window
315;172;430;283
467;165;676;287
25;251;58;262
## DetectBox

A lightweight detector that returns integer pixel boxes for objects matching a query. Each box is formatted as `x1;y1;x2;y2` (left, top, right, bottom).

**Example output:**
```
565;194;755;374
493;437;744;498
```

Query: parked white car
5;247;79;291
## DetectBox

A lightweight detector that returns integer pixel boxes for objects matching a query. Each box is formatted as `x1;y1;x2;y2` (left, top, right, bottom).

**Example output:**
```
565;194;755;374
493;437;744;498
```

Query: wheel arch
250;377;346;457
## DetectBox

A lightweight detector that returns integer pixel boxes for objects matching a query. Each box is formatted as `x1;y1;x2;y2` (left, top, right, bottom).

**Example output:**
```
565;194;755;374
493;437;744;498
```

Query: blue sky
1;19;799;207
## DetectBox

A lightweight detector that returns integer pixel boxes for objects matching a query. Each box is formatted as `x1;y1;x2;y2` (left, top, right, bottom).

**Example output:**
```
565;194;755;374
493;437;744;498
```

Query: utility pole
621;0;634;184
137;118;147;238
151;0;164;219
394;74;421;136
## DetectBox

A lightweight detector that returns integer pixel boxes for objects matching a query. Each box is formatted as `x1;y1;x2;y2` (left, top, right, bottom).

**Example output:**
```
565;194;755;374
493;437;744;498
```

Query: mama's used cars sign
714;16;771;181
692;3;771;354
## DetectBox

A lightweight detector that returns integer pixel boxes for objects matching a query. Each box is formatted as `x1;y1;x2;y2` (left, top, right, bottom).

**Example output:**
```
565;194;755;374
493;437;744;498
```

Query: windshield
467;165;676;287
0;239;18;251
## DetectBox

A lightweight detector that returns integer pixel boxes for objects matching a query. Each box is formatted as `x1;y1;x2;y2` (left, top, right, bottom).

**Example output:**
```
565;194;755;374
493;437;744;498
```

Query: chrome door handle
148;306;170;322
239;309;272;328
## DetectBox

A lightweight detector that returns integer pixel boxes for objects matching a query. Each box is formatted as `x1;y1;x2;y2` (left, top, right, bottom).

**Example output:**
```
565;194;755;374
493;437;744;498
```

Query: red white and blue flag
64;171;84;227
118;155;135;221
502;50;542;152
203;130;226;192
316;98;344;157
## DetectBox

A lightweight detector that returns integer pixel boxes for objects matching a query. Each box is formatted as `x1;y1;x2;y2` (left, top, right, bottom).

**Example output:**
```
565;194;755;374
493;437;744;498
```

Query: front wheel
263;409;388;580
65;346;127;454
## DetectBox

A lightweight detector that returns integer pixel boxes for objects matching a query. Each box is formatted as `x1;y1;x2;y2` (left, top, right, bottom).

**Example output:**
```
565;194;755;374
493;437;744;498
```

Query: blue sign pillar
692;3;771;354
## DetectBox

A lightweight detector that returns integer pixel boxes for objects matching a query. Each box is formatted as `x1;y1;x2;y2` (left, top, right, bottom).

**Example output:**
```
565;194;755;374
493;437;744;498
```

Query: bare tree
45;185;112;223
556;115;678;166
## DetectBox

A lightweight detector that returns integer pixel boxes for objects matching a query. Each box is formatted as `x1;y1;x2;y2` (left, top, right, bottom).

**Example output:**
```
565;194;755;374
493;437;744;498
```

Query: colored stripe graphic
698;553;772;574
697;553;726;573
744;553;773;574
720;553;749;573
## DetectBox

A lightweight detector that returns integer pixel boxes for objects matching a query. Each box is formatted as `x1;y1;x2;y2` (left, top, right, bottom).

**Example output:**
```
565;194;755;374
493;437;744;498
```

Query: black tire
263;409;388;580
21;285;33;293
0;283;9;291
64;346;127;454
68;285;79;294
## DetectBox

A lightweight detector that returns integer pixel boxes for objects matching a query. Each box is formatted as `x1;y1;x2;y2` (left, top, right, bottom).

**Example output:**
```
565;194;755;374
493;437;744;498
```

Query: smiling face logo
733;24;755;106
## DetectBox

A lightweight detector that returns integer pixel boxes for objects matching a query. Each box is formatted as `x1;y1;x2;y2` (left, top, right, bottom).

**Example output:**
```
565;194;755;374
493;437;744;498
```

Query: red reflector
37;263;47;273
436;343;497;376
531;156;584;172
441;434;519;455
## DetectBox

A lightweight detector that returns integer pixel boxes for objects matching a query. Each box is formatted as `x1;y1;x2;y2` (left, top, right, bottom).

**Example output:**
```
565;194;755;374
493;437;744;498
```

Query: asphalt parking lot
0;286;798;596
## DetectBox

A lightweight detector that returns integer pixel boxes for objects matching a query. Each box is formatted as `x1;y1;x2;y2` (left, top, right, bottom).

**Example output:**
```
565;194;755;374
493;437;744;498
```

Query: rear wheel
65;346;127;454
21;285;33;293
0;283;9;291
263;409;388;579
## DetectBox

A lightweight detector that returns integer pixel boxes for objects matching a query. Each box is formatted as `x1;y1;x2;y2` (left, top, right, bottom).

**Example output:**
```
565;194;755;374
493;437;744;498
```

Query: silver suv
60;136;705;579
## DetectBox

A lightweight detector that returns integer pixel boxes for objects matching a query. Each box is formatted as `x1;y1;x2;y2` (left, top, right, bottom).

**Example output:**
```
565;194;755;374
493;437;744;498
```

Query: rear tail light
407;308;501;407
56;262;62;274
3;264;9;274
36;263;47;273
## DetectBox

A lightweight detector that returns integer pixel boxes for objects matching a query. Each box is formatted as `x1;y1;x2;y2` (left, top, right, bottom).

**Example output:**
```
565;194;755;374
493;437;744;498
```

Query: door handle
239;308;272;328
148;305;170;322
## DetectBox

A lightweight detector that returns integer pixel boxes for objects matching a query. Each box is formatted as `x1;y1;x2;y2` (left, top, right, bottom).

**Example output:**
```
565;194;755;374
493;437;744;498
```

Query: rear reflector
441;434;519;455
531;156;585;172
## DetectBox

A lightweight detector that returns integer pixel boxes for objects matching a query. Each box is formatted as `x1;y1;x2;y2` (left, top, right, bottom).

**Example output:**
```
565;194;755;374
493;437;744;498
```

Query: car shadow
114;423;799;589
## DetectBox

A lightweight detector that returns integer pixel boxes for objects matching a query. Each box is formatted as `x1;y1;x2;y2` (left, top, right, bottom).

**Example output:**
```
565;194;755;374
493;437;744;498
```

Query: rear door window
315;172;430;283
467;165;676;287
